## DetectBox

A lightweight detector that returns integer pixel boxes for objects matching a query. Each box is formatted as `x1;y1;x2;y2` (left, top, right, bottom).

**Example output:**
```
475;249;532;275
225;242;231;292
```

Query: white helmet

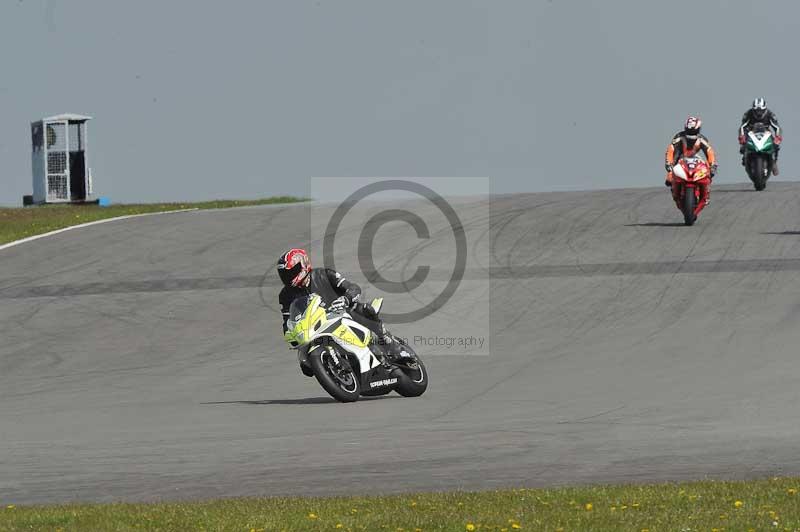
753;98;767;119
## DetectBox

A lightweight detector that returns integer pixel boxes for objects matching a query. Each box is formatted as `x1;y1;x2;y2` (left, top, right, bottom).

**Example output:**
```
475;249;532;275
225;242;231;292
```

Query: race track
3;183;800;504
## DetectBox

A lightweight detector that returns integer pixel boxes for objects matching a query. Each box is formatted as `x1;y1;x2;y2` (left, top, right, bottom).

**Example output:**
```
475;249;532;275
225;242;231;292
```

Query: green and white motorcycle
284;293;428;403
743;124;777;191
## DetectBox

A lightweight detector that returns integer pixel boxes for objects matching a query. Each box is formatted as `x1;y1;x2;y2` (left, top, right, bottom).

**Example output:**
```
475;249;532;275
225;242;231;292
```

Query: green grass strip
1;477;799;531
0;197;308;246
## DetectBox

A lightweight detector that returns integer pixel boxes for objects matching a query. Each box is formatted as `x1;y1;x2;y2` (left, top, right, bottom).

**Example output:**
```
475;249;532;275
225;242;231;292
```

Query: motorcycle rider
664;116;718;206
739;98;782;175
277;248;404;368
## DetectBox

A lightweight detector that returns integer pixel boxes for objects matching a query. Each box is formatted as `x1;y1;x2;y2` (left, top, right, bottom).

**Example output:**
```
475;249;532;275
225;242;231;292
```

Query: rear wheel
309;345;360;403
682;187;697;226
393;343;428;398
361;388;392;397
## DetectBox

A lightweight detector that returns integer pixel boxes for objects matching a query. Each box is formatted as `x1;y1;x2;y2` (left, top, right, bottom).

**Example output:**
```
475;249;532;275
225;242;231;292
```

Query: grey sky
1;0;797;205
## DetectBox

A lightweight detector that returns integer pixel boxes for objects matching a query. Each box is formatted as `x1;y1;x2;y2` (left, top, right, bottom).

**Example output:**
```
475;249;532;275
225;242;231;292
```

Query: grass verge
1;478;799;531
0;197;307;246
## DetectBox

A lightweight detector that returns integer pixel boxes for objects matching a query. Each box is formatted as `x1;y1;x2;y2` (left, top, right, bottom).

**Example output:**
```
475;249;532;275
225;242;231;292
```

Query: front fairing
673;158;710;183
284;294;330;348
747;131;775;153
284;293;382;378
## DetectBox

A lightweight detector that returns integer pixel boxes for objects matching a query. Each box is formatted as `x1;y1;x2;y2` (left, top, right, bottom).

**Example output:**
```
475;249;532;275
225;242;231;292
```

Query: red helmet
684;116;702;134
277;248;311;287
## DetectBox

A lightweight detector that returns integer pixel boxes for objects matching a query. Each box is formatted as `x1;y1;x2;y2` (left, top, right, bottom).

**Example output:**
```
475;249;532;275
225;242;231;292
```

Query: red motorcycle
671;156;711;226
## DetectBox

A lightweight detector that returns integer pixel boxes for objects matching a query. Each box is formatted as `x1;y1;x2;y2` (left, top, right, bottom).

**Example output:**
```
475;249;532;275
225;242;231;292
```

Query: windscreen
286;295;311;331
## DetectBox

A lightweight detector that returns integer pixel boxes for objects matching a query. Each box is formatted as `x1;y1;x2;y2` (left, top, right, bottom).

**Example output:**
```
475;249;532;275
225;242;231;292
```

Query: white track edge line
0;208;199;253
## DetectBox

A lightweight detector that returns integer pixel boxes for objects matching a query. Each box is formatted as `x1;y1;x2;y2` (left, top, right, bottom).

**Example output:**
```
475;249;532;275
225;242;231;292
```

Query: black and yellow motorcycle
284;294;428;402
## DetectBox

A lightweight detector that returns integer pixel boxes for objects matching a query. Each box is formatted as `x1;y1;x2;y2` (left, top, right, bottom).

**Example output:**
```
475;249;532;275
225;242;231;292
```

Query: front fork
673;182;708;216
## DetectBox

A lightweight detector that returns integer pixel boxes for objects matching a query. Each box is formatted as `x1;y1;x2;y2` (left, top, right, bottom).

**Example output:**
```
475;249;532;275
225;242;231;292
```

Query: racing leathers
279;268;401;367
664;131;717;207
739;108;782;173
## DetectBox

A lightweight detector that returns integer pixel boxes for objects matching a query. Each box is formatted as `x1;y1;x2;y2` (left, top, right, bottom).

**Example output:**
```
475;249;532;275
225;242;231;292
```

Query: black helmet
277;249;311;287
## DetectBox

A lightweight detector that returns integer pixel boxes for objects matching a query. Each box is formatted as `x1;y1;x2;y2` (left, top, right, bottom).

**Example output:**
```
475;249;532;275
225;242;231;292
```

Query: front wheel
309;345;361;402
750;156;767;191
682;187;697;226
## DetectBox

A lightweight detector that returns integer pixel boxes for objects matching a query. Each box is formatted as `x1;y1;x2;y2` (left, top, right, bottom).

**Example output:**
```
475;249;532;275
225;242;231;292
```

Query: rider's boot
773;158;780;176
372;338;401;369
378;331;404;362
671;182;681;209
373;322;409;365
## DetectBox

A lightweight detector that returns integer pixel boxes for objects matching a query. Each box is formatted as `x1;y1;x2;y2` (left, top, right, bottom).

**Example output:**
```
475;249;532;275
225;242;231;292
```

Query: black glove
665;179;673;188
328;296;350;313
664;162;673;173
360;301;379;320
710;164;718;178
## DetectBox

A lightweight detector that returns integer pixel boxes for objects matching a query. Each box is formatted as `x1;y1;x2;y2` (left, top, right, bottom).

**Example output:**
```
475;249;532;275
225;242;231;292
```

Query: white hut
29;114;93;205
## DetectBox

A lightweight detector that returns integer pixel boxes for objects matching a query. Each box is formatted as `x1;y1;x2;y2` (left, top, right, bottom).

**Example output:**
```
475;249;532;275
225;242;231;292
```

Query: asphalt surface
3;184;800;505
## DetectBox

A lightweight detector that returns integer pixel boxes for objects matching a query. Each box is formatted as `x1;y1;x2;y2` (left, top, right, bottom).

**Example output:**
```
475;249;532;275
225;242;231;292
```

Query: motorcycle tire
394;353;429;398
751;156;767;191
361;388;392;397
682;188;697;226
310;345;361;403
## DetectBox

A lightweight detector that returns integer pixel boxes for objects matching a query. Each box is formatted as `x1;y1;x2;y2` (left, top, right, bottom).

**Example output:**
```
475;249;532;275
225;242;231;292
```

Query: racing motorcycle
283;293;428;402
671;156;711;226
742;124;777;191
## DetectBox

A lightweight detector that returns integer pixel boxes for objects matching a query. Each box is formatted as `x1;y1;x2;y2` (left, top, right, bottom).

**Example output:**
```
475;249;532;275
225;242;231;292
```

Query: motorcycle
671;156;711;226
283;293;428;403
742;124;777;191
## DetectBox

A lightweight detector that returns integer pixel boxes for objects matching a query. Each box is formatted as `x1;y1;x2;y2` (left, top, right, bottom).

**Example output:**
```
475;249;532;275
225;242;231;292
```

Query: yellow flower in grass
734;500;744;508
585;503;593;511
788;488;797;495
336;525;343;529
5;505;14;510
466;524;476;532
307;513;318;519
511;525;521;530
